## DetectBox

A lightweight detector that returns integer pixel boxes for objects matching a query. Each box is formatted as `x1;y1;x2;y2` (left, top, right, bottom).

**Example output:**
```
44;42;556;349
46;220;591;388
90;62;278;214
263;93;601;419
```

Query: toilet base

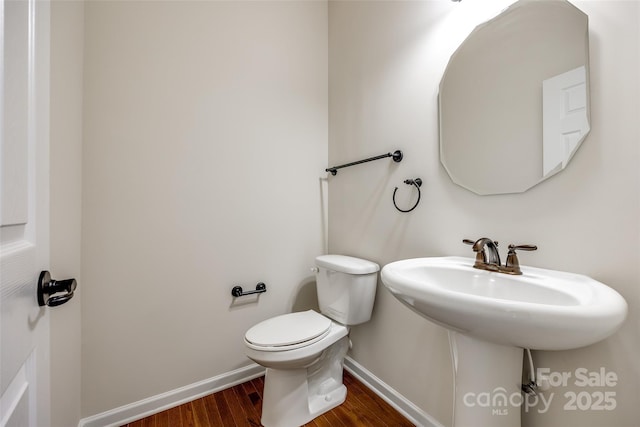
261;336;349;427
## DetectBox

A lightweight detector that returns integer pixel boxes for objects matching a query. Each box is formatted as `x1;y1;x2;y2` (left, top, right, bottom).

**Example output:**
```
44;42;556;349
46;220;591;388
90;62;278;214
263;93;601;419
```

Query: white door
542;65;590;178
1;0;51;426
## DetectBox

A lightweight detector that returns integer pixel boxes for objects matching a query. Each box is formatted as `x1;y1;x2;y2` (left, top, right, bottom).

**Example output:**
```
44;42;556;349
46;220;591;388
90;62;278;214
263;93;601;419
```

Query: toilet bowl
244;255;379;427
245;311;349;427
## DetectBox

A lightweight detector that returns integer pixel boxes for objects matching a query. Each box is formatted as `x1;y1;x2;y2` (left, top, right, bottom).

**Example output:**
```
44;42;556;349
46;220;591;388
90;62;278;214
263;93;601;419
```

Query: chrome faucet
463;238;537;275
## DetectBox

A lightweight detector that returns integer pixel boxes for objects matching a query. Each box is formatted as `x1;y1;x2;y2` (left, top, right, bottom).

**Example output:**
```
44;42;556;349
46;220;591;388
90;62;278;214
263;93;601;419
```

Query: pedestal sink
380;256;627;427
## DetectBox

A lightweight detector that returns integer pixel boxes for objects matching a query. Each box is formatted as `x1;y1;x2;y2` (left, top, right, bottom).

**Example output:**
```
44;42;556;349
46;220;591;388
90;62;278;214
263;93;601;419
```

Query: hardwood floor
122;371;415;427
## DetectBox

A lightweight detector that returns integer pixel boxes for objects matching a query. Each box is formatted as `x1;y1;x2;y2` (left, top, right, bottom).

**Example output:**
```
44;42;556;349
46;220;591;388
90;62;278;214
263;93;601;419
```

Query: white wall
81;0;327;416
329;1;639;427
50;1;84;426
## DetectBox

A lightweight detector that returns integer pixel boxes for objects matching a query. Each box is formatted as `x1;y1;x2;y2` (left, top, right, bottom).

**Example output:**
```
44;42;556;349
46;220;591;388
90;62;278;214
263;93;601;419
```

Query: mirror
439;0;590;195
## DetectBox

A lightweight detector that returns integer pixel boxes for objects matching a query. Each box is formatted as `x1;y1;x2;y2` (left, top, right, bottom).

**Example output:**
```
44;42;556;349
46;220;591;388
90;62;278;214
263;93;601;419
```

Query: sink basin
381;256;627;350
381;256;627;427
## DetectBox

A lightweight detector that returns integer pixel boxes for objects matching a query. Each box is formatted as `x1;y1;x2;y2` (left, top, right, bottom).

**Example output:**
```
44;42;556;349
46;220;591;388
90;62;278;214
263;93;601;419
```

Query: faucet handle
463;239;484;266
508;244;537;252
505;244;537;274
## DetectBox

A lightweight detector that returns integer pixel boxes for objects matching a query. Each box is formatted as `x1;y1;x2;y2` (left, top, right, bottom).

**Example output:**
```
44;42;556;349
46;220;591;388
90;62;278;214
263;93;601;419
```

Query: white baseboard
78;357;442;427
78;363;265;427
344;356;444;427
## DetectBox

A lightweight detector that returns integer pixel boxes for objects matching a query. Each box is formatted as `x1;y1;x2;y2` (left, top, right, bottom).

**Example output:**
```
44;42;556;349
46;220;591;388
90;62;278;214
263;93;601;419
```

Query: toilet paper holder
231;282;267;297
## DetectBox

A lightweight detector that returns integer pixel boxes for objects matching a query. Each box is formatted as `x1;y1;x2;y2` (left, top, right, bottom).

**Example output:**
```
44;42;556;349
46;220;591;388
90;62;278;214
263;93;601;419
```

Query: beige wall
50;1;84;426
52;0;639;424
81;0;327;417
329;1;639;427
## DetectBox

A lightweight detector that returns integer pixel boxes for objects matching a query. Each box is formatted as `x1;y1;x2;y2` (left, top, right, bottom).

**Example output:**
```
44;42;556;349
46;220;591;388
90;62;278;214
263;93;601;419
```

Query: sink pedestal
449;332;524;427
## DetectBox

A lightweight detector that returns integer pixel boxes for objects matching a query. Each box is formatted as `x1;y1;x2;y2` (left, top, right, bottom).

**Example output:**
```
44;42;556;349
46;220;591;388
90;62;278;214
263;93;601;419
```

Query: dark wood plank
166;405;182;427
251;376;264;398
344;372;415;426
140;416;155;427
240;380;263;422
191;398;211;427
342;384;389;426
310;413;337;427
250;379;264;413
222;386;251;426
315;409;346;427
213;390;236;426
154;409;169;427
232;383;262;426
127;415;154;427
331;403;362;427
179;402;196;427
201;393;225;427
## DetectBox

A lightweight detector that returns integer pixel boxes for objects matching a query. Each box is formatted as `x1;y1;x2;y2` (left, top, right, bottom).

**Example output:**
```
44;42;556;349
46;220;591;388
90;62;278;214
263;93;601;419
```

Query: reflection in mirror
439;0;590;195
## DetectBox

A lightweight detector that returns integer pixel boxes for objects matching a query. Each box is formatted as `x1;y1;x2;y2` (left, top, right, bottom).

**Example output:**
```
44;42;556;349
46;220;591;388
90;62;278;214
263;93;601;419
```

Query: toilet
244;254;379;427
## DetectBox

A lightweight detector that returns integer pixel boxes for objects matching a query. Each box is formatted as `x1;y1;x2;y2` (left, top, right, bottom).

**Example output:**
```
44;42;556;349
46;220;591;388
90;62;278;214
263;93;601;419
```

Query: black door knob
37;271;77;307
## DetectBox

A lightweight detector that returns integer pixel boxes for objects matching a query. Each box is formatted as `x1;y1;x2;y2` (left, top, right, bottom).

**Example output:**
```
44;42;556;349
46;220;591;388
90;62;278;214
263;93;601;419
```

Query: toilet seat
245;310;332;352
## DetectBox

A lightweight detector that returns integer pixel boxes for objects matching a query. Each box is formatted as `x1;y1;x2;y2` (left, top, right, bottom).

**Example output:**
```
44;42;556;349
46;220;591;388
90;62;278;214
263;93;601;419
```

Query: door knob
37;271;77;307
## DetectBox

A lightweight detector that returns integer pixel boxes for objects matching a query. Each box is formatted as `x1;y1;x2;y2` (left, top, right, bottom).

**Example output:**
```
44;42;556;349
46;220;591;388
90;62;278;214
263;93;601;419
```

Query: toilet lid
245;310;331;349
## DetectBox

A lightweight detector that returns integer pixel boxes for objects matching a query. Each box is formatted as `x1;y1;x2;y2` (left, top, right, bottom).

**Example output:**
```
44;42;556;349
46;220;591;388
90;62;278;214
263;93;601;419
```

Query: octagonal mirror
439;0;590;195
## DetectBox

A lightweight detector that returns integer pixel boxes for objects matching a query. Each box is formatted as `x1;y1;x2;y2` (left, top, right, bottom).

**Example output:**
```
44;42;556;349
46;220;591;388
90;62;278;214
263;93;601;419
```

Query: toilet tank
315;255;380;325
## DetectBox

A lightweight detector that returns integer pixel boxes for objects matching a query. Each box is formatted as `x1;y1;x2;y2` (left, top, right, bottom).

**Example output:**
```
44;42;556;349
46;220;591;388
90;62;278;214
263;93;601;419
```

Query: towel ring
393;178;422;213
